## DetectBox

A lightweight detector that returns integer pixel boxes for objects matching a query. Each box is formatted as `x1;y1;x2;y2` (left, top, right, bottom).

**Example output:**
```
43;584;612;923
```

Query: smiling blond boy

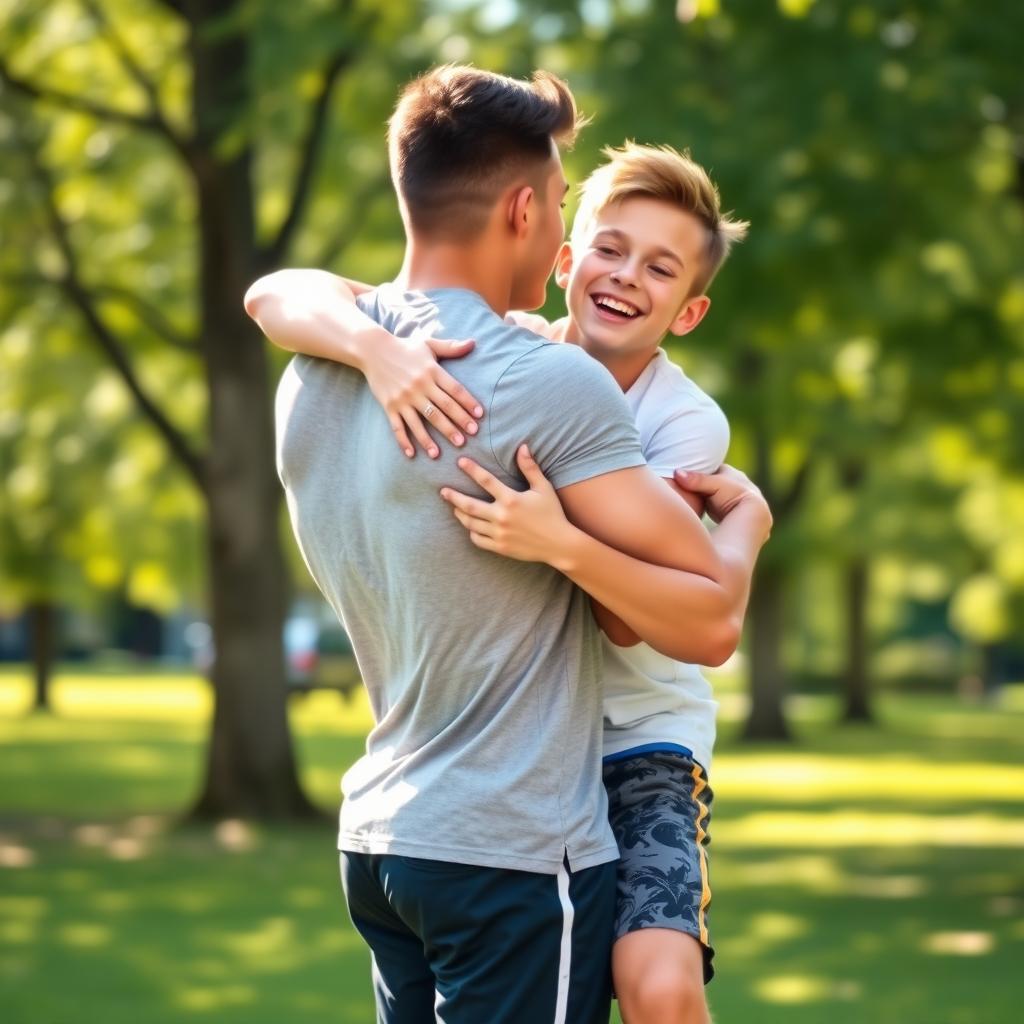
501;143;749;1024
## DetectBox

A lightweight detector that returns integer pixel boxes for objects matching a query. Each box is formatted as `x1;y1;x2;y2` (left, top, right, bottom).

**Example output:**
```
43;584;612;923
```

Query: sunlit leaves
950;574;1010;643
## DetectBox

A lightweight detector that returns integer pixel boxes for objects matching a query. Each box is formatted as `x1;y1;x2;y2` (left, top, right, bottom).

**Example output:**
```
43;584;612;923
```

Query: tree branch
16;133;206;490
80;0;182;142
0;57;191;160
92;284;200;353
263;47;360;265
2;273;198;353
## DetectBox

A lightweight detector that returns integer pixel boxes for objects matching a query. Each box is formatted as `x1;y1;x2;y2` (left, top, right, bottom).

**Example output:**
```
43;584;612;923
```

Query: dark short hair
388;65;584;239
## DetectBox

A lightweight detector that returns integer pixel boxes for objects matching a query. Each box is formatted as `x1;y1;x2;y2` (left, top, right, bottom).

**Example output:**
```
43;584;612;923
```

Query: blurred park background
1;0;1022;1021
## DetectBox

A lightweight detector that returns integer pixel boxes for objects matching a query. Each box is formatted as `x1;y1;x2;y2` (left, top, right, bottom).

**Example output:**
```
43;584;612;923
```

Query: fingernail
474;406;483;417
440;488;449;499
405;449;414;458
466;422;478;435
430;447;439;459
453;434;464;446
457;457;467;468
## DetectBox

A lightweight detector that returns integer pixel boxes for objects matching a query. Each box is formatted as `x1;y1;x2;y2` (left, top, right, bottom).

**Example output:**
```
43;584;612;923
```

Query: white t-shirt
601;349;729;772
505;316;729;773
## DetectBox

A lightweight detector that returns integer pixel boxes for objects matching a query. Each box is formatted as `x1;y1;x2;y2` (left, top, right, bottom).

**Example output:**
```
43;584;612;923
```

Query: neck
563;319;657;393
398;238;514;316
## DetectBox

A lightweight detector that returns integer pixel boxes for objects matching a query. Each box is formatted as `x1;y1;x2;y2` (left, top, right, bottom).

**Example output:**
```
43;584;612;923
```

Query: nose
610;261;639;288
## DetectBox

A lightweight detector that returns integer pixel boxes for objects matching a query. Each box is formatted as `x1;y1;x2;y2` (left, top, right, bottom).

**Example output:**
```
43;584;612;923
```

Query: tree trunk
741;374;792;741
28;600;55;713
187;0;318;820
841;557;873;722
743;563;791;740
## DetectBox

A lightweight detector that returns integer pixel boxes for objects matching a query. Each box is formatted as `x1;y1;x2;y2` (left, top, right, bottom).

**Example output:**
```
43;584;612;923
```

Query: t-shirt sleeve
488;342;645;489
643;400;730;478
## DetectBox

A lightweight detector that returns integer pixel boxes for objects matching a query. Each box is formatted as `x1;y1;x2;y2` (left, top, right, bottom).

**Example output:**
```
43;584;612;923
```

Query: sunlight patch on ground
1001;684;1024;711
56;676;211;721
713;755;1024;803
288;687;374;736
1;671;378;738
214;819;258;852
0;842;36;867
0;917;39;943
717;811;1024;847
727;912;809;958
922;931;996;956
58;921;114;948
847;874;927;898
754;973;863;1004
215;916;295;959
726;855;930;899
175;984;257;1012
92;890;134;913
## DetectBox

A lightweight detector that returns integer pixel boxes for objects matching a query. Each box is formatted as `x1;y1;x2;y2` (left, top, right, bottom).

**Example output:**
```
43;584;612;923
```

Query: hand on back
365;334;485;458
439;445;574;565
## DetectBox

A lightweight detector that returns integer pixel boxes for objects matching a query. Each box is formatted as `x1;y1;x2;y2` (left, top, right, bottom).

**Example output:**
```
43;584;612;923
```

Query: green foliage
533;0;1024;649
2;0;1022;664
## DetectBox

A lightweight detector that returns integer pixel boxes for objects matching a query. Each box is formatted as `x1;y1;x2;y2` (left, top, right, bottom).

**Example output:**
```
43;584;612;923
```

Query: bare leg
613;928;711;1024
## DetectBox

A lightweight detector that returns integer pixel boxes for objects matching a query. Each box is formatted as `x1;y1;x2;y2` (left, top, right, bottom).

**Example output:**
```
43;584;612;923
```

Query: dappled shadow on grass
0;824;375;1024
696;843;1024;1024
3;671;1023;1022
0;675;370;818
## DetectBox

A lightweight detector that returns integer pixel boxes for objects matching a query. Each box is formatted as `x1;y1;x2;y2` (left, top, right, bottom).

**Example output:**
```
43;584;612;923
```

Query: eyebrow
595;227;685;268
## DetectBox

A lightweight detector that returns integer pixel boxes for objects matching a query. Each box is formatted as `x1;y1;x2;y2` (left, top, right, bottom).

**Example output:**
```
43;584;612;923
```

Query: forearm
553;505;767;665
243;269;385;368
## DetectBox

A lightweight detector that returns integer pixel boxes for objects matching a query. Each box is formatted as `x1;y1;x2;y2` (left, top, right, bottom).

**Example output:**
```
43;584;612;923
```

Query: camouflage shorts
602;751;715;983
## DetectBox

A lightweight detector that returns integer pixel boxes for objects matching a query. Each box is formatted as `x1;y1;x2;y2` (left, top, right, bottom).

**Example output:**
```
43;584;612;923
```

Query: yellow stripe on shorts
690;762;712;947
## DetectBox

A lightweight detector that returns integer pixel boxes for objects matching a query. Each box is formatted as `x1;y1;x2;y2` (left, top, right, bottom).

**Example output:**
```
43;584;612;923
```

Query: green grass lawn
1;667;1022;1023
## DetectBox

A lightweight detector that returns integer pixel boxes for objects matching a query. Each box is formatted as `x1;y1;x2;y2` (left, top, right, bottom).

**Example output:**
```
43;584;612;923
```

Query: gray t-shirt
275;284;645;873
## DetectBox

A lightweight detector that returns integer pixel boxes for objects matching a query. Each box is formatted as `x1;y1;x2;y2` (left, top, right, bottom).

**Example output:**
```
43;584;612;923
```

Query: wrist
548;523;589;575
350;323;400;374
725;494;773;544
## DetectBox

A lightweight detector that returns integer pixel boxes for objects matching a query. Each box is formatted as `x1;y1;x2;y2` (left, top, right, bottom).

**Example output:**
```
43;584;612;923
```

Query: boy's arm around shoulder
491;345;769;665
553;465;770;666
593;395;730;645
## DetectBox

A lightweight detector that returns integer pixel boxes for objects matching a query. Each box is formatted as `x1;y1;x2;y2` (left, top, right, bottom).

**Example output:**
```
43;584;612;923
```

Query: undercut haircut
572;142;750;294
388;64;585;240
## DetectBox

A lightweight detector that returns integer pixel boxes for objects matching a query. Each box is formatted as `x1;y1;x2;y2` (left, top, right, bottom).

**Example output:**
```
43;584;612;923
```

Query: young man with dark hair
257;65;770;1024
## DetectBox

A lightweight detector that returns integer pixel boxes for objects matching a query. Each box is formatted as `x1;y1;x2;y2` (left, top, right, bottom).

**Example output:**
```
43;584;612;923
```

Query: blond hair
571;142;749;294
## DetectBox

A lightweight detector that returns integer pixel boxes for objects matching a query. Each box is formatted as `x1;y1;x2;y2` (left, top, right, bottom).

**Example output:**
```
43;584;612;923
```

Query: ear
554;242;574;290
507;185;535;239
668;295;711;337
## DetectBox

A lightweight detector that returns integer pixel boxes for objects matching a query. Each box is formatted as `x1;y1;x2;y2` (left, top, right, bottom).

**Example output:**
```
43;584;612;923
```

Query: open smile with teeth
592;293;642;320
